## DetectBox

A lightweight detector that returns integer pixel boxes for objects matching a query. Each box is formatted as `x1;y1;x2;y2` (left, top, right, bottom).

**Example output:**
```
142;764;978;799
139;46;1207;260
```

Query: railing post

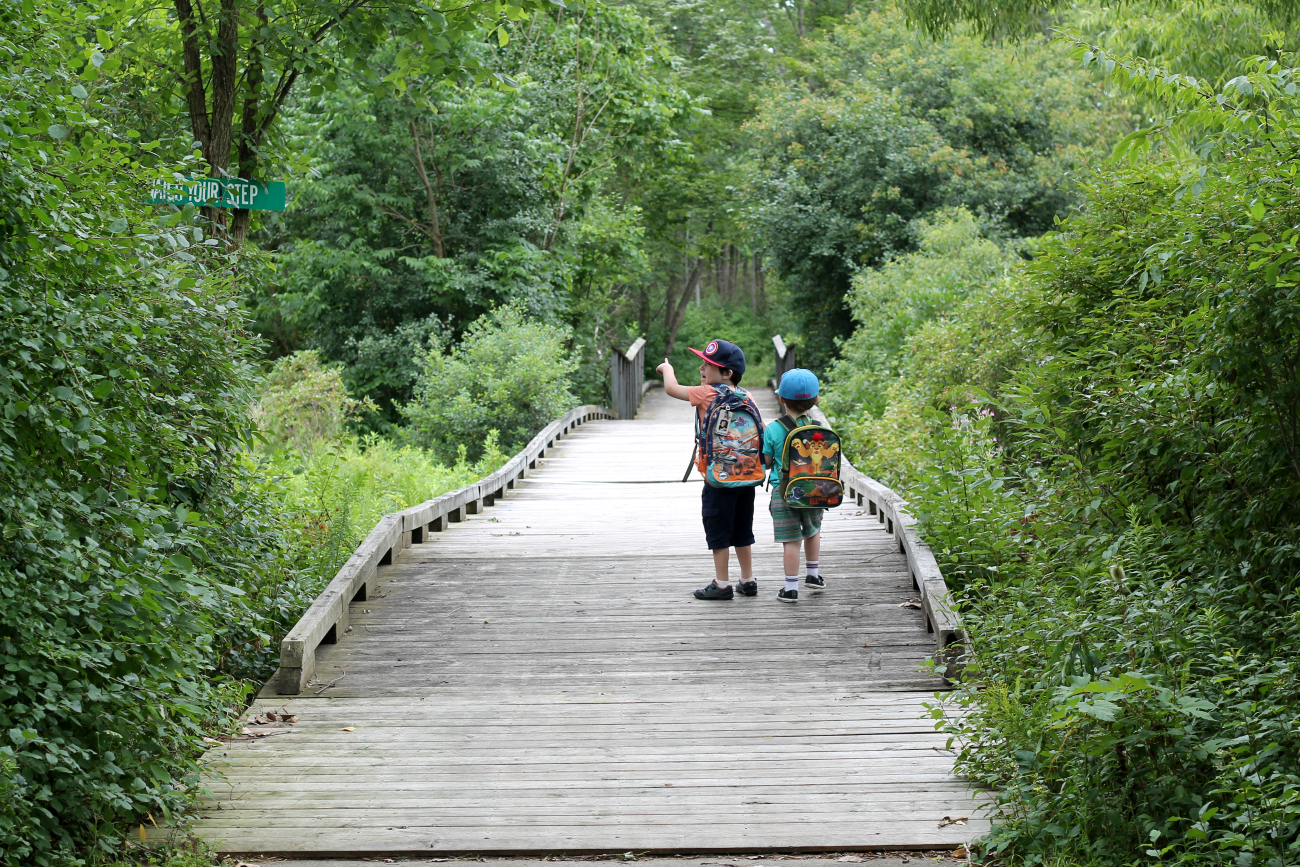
771;334;797;389
609;337;646;419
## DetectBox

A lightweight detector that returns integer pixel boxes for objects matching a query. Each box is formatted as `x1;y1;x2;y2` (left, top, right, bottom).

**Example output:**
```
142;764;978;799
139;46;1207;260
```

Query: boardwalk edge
268;404;615;695
839;460;966;682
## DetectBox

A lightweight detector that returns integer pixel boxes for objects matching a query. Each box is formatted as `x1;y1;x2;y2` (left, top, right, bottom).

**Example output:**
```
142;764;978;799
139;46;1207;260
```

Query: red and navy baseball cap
689;339;746;375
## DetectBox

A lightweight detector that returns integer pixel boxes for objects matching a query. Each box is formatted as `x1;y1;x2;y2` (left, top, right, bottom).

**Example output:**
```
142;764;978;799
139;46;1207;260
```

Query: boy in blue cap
763;368;826;603
657;340;759;600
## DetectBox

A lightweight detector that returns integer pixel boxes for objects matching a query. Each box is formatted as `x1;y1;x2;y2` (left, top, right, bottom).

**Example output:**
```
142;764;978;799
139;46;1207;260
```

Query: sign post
148;177;286;211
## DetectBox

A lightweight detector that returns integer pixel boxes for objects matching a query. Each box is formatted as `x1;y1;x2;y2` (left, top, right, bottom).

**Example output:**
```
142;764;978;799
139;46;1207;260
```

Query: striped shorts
769;494;823;542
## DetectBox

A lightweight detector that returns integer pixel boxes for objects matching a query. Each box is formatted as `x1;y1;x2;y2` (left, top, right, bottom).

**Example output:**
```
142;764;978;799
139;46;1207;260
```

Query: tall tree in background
124;0;556;243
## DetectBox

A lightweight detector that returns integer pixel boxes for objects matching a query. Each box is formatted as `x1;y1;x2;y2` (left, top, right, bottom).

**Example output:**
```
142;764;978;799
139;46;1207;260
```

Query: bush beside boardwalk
826;63;1300;867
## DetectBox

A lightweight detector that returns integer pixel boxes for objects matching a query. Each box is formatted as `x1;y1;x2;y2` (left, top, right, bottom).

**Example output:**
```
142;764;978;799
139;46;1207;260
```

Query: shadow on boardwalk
195;389;991;856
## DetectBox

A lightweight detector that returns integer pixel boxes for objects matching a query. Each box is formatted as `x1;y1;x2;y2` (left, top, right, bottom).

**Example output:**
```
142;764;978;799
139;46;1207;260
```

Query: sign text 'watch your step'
148;177;286;211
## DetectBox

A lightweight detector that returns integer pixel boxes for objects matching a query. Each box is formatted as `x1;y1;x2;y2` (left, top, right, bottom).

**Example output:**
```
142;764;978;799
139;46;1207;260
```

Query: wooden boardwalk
196;389;990;856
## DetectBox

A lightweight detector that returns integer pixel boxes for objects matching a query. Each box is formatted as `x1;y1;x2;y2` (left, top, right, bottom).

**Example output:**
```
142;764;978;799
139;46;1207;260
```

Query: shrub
254;350;376;456
845;59;1300;865
403;305;578;463
0;10;263;862
824;209;1017;421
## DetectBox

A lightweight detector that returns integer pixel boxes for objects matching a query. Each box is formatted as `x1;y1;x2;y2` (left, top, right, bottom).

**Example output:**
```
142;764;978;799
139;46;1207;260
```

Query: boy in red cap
657;340;761;600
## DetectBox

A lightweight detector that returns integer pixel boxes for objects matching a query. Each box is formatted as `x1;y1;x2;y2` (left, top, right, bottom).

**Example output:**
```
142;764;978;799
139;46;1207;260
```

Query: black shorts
701;485;756;550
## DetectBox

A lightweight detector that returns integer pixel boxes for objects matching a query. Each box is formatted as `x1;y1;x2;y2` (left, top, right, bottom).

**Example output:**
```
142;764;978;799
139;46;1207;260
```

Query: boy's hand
658;358;691;401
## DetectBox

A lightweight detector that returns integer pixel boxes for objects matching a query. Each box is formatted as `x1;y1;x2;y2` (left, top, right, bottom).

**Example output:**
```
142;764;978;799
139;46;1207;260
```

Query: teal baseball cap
777;368;819;400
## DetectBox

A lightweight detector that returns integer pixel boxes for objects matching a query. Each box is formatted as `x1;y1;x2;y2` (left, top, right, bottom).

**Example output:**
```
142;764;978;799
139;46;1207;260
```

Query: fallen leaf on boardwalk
201;736;222;744
289;715;298;723
836;857;863;862
342;726;356;732
952;847;968;859
899;600;923;609
938;815;969;828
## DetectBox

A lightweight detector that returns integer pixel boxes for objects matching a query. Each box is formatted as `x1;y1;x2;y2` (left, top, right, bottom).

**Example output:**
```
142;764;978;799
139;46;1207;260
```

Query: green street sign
148;177;286;211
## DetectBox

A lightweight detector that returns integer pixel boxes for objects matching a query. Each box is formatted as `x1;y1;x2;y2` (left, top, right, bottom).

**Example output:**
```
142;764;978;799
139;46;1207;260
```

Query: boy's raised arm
656;358;693;401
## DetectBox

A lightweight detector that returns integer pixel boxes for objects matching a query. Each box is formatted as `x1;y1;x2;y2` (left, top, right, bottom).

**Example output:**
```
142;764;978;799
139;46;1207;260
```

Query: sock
806;561;820;578
714;578;730;588
784;575;799;592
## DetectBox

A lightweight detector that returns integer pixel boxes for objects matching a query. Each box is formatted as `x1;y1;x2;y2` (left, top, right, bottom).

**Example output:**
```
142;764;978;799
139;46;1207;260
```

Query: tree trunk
665;260;703;359
230;4;266;246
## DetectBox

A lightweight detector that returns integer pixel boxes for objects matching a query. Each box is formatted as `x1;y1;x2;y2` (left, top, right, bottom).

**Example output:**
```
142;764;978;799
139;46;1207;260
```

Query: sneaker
777;588;798;603
694;581;734;600
736;580;758;597
805;575;826;590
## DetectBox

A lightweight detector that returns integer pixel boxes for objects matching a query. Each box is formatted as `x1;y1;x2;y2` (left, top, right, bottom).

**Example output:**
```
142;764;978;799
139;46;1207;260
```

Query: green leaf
47;123;69;140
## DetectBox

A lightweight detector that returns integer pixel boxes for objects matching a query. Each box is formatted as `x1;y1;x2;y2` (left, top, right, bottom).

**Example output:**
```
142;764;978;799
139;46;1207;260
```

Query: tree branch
408;120;446;258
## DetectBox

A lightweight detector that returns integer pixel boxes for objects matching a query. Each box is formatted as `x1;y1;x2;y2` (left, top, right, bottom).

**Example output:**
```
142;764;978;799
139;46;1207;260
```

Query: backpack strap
776;414;814;494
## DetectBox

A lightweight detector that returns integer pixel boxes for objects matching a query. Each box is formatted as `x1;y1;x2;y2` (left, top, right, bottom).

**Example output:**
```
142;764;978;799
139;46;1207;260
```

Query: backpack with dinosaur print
775;415;844;508
697;385;765;488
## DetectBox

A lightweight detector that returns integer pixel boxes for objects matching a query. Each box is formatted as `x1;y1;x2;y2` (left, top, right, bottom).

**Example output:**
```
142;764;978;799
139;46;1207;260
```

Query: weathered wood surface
195;389;990;856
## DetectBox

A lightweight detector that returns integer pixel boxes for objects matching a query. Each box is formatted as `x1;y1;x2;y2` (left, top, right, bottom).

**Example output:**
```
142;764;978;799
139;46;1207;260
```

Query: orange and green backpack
774;415;844;508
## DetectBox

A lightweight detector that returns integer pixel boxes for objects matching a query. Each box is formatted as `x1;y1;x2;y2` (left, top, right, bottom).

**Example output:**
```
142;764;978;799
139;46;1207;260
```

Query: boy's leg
735;545;753;581
697;487;736;599
770;494;802;602
732;487;756;588
712;548;730;585
783;540;801;577
804;516;825;590
806;531;821;570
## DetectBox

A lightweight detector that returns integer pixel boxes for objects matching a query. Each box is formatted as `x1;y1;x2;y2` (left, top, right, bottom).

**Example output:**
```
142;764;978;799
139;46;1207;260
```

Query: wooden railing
771;334;798;388
839;461;965;679
609;337;646;420
270;404;615;694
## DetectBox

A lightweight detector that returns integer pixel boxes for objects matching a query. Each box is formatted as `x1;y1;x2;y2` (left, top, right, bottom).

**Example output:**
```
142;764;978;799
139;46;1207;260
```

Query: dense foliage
404;305;577;463
252;2;696;421
832;46;1300;867
0;5;260;861
11;0;1300;861
746;6;1126;357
